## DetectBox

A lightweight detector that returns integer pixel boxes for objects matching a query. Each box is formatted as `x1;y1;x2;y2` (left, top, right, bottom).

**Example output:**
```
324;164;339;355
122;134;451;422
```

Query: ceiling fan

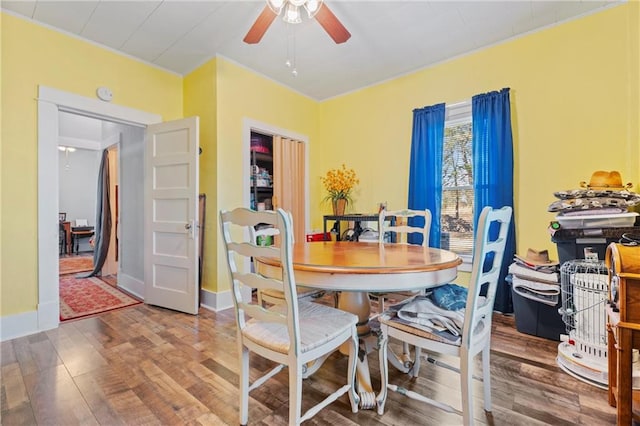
243;0;351;45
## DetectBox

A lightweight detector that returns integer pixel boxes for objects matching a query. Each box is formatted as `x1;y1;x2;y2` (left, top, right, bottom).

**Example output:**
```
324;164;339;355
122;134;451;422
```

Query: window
441;101;474;256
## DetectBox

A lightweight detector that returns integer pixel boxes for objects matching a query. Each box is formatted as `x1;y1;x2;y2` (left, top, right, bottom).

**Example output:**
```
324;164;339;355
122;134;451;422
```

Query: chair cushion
243;301;357;354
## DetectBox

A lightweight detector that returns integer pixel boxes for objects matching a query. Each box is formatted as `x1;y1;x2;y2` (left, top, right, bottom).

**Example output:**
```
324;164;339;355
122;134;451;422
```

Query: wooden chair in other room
220;207;360;425
250;212;326;307
59;221;67;255
377;206;512;425
375;208;432;312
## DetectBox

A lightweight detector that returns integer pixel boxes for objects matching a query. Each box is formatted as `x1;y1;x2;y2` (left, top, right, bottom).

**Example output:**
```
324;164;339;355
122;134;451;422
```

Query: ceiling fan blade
314;3;351;44
243;5;277;44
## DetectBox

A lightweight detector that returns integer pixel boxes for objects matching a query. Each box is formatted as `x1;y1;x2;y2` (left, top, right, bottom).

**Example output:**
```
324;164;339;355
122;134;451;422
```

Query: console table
323;213;395;241
71;228;95;254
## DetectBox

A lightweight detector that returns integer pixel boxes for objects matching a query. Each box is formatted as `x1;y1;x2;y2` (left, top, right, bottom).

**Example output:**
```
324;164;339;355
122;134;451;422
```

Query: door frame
37;86;160;332
242;118;310;231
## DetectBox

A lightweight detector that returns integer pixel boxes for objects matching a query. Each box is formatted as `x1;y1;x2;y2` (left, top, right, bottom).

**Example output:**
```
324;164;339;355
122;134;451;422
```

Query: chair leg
289;363;303;425
347;326;360;413
376;327;389;415
411;346;422;378
460;347;473;426
482;344;492;412
239;344;250;425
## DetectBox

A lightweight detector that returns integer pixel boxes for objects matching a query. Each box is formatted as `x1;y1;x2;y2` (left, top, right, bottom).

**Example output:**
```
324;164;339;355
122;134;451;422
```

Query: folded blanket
513;286;559;306
397;296;465;336
509;263;559;283
429;283;468;311
512;275;560;306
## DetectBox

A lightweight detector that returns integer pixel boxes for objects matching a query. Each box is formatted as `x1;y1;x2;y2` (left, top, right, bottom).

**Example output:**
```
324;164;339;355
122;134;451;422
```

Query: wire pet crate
557;259;609;388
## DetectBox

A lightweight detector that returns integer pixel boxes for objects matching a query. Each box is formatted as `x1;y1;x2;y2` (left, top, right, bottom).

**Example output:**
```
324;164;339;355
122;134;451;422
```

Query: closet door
273;136;306;243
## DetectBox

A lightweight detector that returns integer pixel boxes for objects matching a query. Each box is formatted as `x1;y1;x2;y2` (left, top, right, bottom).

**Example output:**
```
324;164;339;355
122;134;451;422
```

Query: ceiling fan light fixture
304;0;323;17
283;3;301;24
267;0;285;14
245;1;349;45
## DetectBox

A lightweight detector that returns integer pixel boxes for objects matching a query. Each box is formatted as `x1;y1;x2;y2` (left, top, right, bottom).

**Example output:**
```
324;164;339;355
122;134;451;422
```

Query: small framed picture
59;212;66;222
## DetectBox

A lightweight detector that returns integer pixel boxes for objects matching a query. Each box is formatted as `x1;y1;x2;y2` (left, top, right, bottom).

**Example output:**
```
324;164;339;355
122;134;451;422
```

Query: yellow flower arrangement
321;164;359;204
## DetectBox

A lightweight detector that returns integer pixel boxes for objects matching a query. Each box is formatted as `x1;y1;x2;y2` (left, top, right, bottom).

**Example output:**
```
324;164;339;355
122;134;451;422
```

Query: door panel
145;117;199;314
273;136;306;243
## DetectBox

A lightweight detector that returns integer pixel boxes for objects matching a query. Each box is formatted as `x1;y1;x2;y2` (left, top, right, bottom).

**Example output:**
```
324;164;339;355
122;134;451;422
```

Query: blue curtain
472;88;516;313
407;103;445;247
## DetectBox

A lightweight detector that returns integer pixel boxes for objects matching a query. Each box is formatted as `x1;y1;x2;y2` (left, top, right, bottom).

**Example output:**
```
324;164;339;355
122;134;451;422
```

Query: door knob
185;223;192;230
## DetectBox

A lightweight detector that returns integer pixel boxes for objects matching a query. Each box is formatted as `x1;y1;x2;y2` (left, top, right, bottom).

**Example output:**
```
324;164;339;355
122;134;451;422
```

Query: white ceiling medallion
96;86;113;102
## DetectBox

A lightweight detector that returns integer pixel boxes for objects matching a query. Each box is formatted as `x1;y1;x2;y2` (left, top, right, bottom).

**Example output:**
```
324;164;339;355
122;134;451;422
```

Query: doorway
37;86;161;331
58;144;100;276
56;111;147;320
243;119;310;237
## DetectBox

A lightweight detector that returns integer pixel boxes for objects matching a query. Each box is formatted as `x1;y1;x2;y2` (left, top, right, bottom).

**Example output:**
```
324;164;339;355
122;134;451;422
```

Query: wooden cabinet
606;242;640;425
250;132;273;211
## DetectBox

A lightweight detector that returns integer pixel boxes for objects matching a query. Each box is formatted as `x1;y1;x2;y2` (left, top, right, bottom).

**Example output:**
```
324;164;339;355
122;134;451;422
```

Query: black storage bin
510;276;564;341
551;226;638;265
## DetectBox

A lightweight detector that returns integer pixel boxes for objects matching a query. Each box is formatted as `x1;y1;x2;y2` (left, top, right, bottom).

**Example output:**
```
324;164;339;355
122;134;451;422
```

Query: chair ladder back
462;206;512;348
379;208;431;246
220;208;301;342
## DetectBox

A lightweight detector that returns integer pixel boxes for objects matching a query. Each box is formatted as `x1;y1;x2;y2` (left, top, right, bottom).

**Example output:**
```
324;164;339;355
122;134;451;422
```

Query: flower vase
332;198;347;216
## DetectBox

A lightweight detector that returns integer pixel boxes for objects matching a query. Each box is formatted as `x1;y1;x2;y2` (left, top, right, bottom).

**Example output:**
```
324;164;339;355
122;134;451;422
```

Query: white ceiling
2;0;622;100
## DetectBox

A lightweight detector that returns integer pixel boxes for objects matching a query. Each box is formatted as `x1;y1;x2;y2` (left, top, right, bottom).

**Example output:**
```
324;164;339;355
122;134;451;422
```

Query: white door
144;117;199;314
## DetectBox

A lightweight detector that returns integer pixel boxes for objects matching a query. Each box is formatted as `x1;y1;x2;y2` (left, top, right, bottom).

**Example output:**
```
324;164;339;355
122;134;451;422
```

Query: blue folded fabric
429;284;468;311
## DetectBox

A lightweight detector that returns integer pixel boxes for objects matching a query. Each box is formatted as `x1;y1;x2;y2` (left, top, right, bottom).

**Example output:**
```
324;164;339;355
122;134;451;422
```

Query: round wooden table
255;241;462;409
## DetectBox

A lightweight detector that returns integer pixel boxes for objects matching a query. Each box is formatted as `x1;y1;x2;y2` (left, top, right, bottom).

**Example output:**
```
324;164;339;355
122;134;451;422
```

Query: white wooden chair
220;207;360;425
250;213;325;307
375;208;432;312
376;206;512;425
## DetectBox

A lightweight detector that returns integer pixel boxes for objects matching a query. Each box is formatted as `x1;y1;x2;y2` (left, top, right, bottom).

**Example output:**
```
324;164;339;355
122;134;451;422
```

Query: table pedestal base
336;291;417;409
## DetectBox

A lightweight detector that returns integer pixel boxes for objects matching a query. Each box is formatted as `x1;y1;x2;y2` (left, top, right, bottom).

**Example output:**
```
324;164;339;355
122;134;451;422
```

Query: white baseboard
1;283;239;342
199;287;243;312
38;299;60;331
1;310;38;342
117;273;144;299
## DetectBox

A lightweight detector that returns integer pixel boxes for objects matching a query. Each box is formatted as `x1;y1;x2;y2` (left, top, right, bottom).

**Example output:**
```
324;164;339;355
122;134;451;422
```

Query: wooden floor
1;298;617;425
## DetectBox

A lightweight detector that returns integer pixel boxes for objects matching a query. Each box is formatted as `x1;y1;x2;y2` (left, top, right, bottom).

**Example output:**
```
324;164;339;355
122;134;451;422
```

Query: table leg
337;292;377;409
617;326;633;425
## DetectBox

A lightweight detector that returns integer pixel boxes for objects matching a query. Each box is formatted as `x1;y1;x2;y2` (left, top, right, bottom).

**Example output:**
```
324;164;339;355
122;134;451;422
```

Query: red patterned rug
59;256;93;275
59;275;141;321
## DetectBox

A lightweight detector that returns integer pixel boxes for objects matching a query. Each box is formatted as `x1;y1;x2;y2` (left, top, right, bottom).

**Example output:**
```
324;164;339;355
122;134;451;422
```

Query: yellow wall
1;13;182;315
183;59;218;293
315;4;639;262
184;57;317;293
213;58;318;292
